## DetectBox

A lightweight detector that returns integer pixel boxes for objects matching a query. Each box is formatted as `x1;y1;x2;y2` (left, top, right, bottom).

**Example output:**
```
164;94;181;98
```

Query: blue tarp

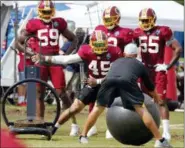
174;31;184;57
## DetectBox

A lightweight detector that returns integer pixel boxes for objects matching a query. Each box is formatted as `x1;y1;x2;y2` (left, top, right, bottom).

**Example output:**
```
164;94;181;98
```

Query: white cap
124;43;138;55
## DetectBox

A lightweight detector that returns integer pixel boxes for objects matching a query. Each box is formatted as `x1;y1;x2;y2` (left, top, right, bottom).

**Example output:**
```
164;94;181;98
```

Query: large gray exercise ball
106;94;160;146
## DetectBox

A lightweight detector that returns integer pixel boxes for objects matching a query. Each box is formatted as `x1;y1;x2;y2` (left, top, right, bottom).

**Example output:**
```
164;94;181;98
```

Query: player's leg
119;84;172;148
17;54;26;106
52;98;85;135
80;103;106;143
36;66;48;120
87;102;97;137
52;85;98;135
155;71;171;141
80;80;116;143
17;71;26;106
50;66;79;136
134;105;171;147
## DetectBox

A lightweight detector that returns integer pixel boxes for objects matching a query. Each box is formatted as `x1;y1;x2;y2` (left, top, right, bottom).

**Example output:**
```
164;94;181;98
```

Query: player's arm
32;53;82;65
164;27;182;70
167;39;182;70
15;29;35;56
141;65;163;105
62;28;78;55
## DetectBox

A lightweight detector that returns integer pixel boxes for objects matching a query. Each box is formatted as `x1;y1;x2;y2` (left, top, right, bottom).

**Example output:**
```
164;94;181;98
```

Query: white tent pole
86;7;93;29
14;1;18;83
96;4;101;24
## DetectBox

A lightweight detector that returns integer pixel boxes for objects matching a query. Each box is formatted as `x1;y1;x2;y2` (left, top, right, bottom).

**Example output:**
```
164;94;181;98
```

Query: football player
91;6;134;138
133;8;182;143
15;0;79;136
31;30;122;137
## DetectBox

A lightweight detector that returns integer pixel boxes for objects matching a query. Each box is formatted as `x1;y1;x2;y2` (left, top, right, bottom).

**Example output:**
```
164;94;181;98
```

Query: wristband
45;56;52;63
97;79;102;84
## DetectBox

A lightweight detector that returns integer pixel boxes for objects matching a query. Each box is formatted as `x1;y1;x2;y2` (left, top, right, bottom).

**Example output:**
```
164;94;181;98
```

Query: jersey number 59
38;29;59;46
89;60;110;76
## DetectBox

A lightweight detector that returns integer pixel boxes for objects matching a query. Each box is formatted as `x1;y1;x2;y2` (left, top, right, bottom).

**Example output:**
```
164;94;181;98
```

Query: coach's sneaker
79;135;88;144
70;124;79;136
87;125;97;137
162;132;171;142
154;138;172;148
105;129;113;139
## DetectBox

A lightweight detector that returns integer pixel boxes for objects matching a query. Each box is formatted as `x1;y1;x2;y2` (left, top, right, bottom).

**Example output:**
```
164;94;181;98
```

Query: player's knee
69;104;81;115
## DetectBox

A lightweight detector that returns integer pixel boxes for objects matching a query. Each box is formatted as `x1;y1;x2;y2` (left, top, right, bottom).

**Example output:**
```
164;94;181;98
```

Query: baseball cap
124;43;138;55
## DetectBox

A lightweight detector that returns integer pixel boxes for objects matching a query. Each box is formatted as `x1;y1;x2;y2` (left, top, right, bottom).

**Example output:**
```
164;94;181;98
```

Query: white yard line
160;124;184;129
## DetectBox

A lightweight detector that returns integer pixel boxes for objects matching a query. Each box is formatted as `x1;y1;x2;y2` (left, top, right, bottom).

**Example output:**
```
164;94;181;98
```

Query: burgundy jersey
95;25;133;51
133;26;173;66
26;17;67;55
78;44;121;79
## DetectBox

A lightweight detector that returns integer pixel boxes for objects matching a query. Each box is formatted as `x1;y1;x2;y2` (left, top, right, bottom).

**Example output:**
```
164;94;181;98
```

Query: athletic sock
52;123;61;135
162;120;170;134
18;96;25;104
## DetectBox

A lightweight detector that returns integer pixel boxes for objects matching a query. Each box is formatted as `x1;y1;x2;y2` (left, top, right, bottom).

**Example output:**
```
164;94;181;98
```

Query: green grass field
1;105;184;148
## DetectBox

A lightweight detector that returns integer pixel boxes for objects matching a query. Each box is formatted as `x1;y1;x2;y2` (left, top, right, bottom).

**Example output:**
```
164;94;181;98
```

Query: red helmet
139;8;157;31
90;30;108;55
37;0;55;22
103;6;121;30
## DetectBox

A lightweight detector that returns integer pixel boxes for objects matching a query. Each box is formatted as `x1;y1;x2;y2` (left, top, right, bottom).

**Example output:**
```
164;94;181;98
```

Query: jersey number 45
89;60;110;76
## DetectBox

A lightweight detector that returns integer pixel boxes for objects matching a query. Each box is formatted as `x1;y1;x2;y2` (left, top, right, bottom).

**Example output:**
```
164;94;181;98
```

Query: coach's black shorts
77;85;101;105
96;77;144;109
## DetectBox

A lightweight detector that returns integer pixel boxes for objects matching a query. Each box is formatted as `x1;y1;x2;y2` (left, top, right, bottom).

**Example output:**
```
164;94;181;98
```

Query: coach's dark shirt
107;57;155;91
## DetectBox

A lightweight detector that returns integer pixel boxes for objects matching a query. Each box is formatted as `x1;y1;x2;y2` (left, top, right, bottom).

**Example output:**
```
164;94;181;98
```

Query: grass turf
1;106;184;148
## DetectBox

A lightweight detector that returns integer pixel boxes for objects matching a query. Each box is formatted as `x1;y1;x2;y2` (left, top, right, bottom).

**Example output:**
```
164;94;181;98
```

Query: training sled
1;78;61;140
1;36;61;140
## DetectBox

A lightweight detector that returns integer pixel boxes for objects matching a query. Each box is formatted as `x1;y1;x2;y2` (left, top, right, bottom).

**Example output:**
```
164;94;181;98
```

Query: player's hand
87;76;98;87
25;47;35;56
31;54;45;64
154;64;168;72
153;97;164;105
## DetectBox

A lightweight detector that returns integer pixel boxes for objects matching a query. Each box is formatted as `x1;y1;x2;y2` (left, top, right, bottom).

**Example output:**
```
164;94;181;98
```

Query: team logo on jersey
106;53;111;60
114;31;119;36
155;29;160;35
53;21;59;28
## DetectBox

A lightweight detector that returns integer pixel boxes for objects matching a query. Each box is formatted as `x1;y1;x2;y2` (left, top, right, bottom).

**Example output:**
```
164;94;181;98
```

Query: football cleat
87;125;98;137
79;135;88;144
69;124;79;136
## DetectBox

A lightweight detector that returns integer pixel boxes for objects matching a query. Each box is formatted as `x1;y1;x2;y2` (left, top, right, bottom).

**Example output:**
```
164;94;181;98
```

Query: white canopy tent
16;1;184;31
98;1;184;31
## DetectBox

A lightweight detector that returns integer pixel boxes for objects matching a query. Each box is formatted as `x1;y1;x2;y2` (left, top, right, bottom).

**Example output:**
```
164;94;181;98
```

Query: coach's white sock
162;119;170;134
18;96;25;104
55;122;61;128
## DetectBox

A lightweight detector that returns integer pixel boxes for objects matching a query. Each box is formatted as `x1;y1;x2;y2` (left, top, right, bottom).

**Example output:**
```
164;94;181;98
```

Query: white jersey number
89;60;110;76
38;29;59;46
108;37;118;47
139;35;159;53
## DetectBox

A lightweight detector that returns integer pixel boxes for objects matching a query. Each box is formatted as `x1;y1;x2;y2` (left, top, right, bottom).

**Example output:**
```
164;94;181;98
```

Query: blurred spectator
176;61;184;107
60;28;86;100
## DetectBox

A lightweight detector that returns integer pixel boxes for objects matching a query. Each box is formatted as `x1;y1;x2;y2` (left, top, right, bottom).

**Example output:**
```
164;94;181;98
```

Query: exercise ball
106;94;160;146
